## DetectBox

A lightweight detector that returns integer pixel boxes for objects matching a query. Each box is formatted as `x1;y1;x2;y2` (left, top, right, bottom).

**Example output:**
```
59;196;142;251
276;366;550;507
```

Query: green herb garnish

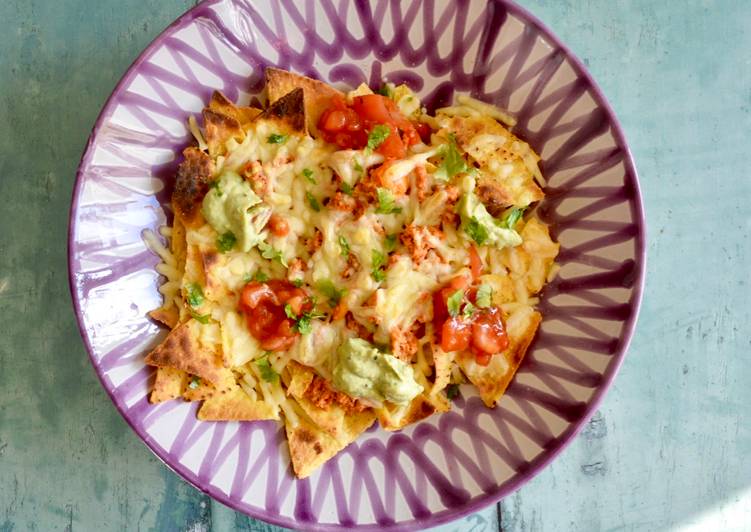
302;168;316;184
216;231;237;253
462;301;477;318
256;355;278;383
353;159;364;175
464;216;489;245
306;191;321;212
267;133;288;144
377;84;393;98
371;249;387;282
249;270;268;283
447;289;464;318
366;124;391;152
188;376;201;389
292;278;304;288
258;242;287;267
284;303;297;320
189;309;211;324
375;187;402;215
384;234;397;253
208;180;222;195
315;279;346;305
339;236;350;257
340;182;354;195
476;284;493;308
435;133;471;182
501;207;525;229
186;283;204;307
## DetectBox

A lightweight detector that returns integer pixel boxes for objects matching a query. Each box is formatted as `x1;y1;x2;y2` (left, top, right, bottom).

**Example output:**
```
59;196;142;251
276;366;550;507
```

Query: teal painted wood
0;0;747;531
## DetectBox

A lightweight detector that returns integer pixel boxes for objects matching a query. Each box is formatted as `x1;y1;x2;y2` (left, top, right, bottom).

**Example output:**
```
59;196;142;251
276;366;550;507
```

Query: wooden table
1;0;748;530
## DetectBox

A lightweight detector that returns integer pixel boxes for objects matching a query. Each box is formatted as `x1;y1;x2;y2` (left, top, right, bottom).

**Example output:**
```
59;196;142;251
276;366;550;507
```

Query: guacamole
202;171;272;252
332;338;423;405
458;175;522;249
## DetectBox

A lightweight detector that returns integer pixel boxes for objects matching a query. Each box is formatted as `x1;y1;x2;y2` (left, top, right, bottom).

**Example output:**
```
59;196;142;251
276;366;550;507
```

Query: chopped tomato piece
474;350;492;366
471;307;509;355
375;125;407;158
441;317;472;352
352;94;394;123
239;280;310;352
267;213;289;237
468;244;483;280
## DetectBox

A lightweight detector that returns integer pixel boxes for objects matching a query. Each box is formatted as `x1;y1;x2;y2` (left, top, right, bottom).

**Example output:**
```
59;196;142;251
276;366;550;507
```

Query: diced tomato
441;317;472;352
475;350;492;366
239;280;309;352
352;94;394;123
449;274;471;291
471;307;509;355
468;244;483;280
375;126;407;158
370;159;409;196
321;109;348;131
267;213;289;237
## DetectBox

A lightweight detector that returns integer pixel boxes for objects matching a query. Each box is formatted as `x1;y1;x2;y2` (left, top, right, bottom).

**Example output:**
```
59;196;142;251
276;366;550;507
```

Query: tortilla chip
458;308;542;407
199;248;231;302
430;347;453;396
265;68;343;138
286;362;375;443
198;386;279;421
172;147;214;225
207;91;262;128
254;87;306;135
150;367;187;403
148;306;179;329
171;214;188;276
181;372;235;401
285;416;341;479
144;319;233;387
376;391;450;431
203;108;245;157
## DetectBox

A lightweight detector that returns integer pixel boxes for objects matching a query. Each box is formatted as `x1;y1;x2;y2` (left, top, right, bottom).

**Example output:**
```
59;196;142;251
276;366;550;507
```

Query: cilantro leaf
302;168;316;184
353;159;364;174
258;242;288;267
208;180;222;195
445;383;460;400
186;283;204;307
375;187;403;214
189;309;211;324
366;124;391;152
316;279;345;305
377;84;393;98
188;376;201;389
250;270;268;283
501;207;525;229
384;234;397;253
216;231;236;253
462;301;477;318
284;303;297;320
371;249;387;282
256;355;278;383
447;289;464;318
465;216;489;245
435;133;471;182
267;133;287;144
340;182;353;195
306;191;321;212
338;236;350;257
292;278;304;288
476;284;493;308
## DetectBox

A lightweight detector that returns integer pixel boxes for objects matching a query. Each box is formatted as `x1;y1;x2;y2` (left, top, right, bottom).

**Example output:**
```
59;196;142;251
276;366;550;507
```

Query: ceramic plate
68;1;646;529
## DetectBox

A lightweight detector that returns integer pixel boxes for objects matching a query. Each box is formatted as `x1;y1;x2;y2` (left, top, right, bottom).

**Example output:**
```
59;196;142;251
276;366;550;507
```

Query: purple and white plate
68;1;646;530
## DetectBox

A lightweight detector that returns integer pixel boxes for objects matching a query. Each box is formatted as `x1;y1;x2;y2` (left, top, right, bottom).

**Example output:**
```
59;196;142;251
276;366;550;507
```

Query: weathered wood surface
0;0;748;530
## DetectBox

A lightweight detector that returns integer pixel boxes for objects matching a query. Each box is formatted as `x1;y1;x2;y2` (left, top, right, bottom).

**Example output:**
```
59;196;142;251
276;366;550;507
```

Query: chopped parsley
446;289;465;318
306;191;321;212
284;303;297;320
302;168;316;184
316;279;345;305
267;133;288;144
384;233;397;253
186;283;204;307
445;383;460;400
375;187;402;215
292;278;304;288
256;355;278;383
284;303;324;334
340;182;354;195
216;231;236;253
371;249;387;282
476;284;493;308
465;216;489;245
189;309;211;324
258;242;287;267
435;133;471;182
188;376;201;390
366;124;391;152
249;270;268;283
501;207;525;229
338;236;350;257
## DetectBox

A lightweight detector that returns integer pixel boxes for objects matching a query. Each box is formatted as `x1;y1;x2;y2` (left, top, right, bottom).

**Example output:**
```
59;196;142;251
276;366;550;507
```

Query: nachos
144;68;559;478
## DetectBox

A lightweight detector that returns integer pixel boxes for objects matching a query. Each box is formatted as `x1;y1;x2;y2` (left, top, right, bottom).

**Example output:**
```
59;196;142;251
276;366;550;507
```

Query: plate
68;0;645;529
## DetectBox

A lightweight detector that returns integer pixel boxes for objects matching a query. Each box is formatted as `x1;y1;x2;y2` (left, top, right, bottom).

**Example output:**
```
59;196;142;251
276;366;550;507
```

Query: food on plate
143;68;559;478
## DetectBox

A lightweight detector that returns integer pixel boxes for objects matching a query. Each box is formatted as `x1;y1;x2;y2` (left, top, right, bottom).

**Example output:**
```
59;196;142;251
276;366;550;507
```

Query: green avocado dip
332;338;423;405
202;171;272;252
458;175;522;249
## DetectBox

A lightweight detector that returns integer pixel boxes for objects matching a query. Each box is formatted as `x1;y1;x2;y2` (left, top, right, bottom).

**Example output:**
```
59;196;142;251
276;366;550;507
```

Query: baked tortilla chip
203;108;245;157
430;347;454;396
150;367;187;404
198;386;279;421
286;416;342;479
144;319;233;387
458;307;542;407
376;390;450;431
255;87;306;134
172;147;214;225
182;372;235;402
148;307;179;329
265;67;342;137
207;91;262;128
